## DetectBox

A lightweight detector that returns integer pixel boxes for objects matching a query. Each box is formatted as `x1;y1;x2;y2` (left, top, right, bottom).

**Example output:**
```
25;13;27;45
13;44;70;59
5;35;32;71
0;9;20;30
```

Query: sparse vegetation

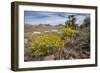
24;14;90;61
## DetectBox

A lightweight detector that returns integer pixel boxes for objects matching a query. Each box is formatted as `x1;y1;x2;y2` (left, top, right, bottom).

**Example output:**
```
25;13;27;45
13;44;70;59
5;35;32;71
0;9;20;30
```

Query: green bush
79;26;90;50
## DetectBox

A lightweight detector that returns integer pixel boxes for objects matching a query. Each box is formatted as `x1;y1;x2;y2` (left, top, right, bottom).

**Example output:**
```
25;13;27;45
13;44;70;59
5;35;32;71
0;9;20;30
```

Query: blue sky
24;11;90;25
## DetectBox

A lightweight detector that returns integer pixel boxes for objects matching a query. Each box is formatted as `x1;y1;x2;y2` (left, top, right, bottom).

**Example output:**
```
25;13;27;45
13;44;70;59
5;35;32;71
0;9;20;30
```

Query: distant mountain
24;24;64;33
24;24;36;33
54;24;64;27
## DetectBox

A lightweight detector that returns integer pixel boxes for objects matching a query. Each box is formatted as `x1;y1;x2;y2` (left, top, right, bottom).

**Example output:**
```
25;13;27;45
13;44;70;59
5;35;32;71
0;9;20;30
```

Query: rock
43;54;55;60
24;48;33;61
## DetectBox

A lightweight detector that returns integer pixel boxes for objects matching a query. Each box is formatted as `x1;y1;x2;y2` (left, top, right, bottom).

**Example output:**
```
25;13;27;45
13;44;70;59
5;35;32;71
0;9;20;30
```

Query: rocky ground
24;38;90;61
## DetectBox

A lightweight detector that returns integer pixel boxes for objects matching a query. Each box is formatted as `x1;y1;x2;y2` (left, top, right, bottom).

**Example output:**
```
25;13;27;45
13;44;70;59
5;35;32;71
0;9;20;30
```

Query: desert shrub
79;26;90;50
60;28;76;40
30;34;64;57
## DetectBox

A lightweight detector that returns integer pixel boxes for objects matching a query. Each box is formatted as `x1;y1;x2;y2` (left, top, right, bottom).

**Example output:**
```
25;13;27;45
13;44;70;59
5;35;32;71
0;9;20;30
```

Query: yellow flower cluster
31;34;64;56
61;28;76;40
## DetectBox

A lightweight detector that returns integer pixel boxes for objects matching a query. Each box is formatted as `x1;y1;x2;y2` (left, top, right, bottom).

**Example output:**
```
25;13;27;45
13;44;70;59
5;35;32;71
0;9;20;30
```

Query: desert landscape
24;11;90;61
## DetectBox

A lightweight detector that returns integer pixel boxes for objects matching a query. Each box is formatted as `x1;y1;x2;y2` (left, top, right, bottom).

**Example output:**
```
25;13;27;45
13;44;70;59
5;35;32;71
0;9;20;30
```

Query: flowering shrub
30;34;64;57
61;28;76;40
